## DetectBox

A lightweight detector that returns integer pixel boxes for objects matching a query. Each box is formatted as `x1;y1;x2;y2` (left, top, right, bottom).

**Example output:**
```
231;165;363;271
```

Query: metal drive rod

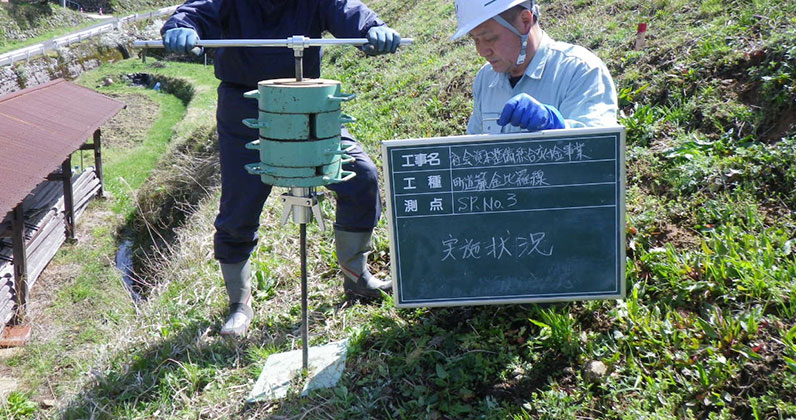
300;223;309;371
295;47;303;82
133;37;414;49
287;187;313;370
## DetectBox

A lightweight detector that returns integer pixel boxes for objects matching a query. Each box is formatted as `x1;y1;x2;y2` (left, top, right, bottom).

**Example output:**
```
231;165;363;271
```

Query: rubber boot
335;229;391;298
219;259;253;336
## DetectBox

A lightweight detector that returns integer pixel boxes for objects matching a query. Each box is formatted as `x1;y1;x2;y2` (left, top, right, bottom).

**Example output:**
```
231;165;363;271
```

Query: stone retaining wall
0;23;162;95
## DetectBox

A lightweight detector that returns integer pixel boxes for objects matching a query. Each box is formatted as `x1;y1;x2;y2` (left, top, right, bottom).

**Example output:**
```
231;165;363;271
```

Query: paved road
83;13;111;19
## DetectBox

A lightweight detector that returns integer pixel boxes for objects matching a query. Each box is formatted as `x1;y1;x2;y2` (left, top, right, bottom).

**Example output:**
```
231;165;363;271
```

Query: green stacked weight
243;78;357;188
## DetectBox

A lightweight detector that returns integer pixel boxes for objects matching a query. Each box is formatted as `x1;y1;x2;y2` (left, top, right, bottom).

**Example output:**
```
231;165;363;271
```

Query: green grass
0;2;90;54
0;0;177;54
0;20;98;55
0;59;217;418
1;0;796;418
0;392;37;420
101;89;185;214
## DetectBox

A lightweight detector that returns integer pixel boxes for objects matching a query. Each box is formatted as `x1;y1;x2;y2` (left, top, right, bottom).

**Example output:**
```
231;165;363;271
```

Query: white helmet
450;0;534;41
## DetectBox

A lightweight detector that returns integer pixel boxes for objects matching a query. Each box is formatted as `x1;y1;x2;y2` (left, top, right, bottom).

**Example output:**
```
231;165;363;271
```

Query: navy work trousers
213;83;381;264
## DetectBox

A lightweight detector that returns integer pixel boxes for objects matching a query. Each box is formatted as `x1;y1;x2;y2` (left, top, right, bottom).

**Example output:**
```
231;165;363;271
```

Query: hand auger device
133;36;414;81
134;36;412;371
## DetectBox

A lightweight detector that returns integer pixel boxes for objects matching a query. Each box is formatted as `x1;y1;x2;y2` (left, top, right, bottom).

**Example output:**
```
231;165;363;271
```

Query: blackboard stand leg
300;223;309;371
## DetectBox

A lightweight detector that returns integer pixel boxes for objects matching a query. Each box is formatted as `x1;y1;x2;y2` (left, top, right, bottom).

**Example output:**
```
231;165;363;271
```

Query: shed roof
0;79;125;217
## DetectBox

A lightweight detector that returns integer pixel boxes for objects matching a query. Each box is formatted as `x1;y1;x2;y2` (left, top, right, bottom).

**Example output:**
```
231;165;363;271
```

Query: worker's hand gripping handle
133;38;414;49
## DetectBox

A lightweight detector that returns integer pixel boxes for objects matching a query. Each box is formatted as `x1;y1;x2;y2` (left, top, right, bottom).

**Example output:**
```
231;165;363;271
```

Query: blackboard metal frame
382;126;626;308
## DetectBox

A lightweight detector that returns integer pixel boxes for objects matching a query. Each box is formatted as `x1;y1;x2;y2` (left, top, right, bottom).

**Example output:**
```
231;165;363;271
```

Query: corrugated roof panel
0;79;126;217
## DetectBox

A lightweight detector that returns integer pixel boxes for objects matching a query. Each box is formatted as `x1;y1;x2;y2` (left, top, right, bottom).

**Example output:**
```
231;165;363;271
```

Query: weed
4;0;796;418
783;324;796;373
529;308;582;357
0;391;38;419
620;103;661;147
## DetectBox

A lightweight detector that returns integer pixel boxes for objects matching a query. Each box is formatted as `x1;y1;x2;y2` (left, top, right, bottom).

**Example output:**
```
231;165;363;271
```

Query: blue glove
497;93;566;131
362;26;401;55
163;28;200;55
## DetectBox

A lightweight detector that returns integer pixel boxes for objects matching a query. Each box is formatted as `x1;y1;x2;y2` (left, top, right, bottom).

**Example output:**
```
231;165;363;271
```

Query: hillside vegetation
0;2;88;51
1;0;796;418
0;0;175;53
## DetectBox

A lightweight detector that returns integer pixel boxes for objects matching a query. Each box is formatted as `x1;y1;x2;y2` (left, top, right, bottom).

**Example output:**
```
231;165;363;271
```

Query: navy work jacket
161;0;385;87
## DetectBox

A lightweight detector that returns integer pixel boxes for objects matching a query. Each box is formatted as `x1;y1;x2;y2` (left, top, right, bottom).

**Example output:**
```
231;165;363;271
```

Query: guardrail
0;6;178;67
61;0;82;11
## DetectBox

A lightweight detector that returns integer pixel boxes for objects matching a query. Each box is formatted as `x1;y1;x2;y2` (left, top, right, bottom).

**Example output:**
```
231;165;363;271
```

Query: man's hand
163;28;200;55
498;93;566;131
362;26;401;55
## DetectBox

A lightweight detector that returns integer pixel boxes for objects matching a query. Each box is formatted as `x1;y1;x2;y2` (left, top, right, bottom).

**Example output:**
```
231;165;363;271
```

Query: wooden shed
0;79;125;345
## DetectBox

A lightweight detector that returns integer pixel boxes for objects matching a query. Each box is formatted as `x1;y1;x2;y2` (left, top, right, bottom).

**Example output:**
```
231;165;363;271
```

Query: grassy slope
2;0;796;418
0;0;177;54
0;59;218;419
0;2;90;54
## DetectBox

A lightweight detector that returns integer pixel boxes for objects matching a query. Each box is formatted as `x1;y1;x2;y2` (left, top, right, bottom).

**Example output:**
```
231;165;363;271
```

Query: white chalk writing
449;142;589;167
517;232;553;257
487;233;513;259
442;235;458;261
456;193;518;213
440;230;553;261
461;239;481;259
452;169;547;192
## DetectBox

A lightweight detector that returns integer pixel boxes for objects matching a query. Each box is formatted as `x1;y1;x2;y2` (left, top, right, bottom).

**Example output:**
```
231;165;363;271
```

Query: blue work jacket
161;0;385;87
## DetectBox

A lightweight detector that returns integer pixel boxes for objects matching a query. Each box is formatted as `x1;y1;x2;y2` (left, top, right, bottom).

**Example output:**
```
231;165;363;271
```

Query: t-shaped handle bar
134;35;413;81
133;36;414;49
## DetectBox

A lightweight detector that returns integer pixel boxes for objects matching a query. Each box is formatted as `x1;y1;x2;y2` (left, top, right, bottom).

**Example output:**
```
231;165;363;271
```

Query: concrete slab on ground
247;339;348;403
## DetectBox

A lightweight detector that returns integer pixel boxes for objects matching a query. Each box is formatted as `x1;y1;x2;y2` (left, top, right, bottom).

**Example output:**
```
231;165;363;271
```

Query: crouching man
452;0;618;134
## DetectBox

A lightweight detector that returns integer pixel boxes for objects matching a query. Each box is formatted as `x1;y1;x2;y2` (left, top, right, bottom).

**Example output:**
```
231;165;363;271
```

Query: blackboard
381;127;626;307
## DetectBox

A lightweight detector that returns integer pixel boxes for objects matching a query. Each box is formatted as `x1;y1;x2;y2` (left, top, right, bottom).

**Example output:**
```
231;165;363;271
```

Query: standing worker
452;0;618;134
161;0;403;336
